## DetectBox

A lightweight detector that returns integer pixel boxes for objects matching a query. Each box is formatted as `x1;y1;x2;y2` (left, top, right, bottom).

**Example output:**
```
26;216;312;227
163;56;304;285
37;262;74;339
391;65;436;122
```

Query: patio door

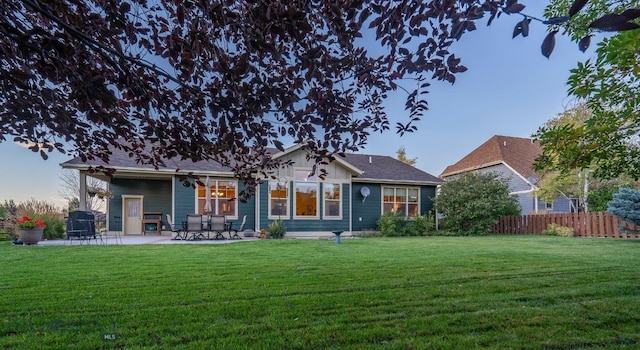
123;196;143;235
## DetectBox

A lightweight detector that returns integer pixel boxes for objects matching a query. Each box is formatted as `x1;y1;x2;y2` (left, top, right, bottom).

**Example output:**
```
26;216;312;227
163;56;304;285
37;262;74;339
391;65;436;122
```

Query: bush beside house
435;172;520;236
376;212;436;236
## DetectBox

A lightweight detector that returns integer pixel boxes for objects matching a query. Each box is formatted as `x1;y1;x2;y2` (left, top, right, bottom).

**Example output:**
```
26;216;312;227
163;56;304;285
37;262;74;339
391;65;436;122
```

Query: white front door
123;196;143;235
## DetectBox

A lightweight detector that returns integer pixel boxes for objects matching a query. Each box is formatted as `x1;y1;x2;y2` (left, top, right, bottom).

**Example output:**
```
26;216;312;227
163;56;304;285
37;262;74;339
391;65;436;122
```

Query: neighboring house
61;144;443;237
439;135;572;214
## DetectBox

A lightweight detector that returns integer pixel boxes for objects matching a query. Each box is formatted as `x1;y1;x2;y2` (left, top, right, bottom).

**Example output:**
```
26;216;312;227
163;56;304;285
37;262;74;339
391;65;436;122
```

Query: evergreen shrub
607;187;640;234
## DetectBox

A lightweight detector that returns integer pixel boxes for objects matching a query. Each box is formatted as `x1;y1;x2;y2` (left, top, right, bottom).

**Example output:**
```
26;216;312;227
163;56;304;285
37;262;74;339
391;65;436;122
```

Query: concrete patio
33;234;259;246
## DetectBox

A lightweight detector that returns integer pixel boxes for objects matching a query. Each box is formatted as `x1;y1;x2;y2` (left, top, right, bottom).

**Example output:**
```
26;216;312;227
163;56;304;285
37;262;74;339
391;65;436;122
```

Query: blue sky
0;2;590;207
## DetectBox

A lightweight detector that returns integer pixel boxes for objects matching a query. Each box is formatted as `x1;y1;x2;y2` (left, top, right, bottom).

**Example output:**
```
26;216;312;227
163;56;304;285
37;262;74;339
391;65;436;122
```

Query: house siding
236;182;257;232
351;183;382;231
474;164;530;193
420;186;437;215
108;178;172;231
540;195;572;213
258;181;350;233
515;193;535;214
351;183;438;232
549;196;572;212
174;180;195;228
275;151;353;180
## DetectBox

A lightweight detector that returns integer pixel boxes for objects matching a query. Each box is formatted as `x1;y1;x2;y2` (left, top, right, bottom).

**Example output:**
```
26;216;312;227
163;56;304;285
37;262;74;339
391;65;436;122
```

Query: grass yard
1;236;639;349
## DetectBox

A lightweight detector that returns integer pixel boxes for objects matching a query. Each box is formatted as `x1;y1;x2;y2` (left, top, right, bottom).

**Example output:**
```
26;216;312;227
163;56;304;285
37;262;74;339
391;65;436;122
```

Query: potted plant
15;216;47;245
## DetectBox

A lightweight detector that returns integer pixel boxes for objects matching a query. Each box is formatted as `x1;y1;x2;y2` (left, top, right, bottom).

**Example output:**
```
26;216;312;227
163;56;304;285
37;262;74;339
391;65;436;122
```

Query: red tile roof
440;135;542;180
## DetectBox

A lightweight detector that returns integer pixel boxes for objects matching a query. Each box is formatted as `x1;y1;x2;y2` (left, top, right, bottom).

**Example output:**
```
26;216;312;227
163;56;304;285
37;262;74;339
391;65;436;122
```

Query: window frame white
382;186;421;218
196;179;238;219
323;183;342;220
294;169;319;219
267;179;290;219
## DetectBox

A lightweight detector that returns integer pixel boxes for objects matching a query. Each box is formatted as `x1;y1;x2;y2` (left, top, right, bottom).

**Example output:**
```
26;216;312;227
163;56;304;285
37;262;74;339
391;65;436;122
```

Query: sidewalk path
35;235;258;246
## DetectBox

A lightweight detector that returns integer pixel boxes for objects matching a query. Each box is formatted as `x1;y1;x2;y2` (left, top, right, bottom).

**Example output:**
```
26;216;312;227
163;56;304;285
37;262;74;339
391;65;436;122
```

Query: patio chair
166;214;186;240
208;215;227;240
228;215;246;240
185;214;204;240
201;214;210;234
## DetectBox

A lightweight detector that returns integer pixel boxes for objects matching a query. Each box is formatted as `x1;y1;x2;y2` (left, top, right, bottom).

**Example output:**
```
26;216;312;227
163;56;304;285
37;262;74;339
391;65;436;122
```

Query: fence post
597;212;605;237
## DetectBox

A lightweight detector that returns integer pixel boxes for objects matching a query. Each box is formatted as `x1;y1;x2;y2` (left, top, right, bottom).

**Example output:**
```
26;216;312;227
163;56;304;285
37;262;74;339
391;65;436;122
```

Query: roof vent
503;141;507;146
369;156;372;164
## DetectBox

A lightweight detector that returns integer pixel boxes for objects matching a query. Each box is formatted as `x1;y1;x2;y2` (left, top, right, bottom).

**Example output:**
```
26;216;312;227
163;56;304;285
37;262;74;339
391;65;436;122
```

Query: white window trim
381;186;421;217
294;169;320;220
267;180;290;220
323;183;342;220
196;179;238;220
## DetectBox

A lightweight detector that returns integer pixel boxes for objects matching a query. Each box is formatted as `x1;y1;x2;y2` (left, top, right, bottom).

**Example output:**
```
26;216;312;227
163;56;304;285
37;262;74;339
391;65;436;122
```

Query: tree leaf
176;4;185;26
521;18;530;37
504;3;525;14
569;0;589;17
451;21;466;40
578;35;591;52
512;22;522;38
588;14;639;31
543;16;570;25
273;140;285;151
620;8;640;21
541;30;557;58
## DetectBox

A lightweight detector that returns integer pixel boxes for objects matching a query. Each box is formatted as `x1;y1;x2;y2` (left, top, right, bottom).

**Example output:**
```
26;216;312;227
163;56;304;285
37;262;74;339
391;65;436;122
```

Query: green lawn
1;236;639;349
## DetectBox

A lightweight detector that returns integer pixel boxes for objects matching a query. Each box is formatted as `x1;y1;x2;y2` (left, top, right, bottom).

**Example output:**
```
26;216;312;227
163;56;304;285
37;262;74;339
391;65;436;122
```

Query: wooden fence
493;212;640;239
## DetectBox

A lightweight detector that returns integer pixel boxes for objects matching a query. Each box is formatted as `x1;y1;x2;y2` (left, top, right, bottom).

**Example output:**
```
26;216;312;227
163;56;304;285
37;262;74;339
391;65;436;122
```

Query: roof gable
271;144;363;176
440;135;542;181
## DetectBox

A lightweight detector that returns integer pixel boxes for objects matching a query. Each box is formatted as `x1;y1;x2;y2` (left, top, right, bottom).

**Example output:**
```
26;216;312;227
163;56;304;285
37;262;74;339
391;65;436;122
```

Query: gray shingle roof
61;147;231;173
341;153;442;184
61;146;443;184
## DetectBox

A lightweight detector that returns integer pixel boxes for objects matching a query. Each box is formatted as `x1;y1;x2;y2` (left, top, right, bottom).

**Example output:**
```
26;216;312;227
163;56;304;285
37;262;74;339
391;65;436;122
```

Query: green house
61;144;443;238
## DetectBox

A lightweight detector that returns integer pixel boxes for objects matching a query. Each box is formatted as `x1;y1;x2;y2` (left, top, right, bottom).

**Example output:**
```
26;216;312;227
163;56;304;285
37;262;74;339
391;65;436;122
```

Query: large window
269;180;289;218
295;170;318;218
324;183;341;218
197;180;237;217
383;187;419;217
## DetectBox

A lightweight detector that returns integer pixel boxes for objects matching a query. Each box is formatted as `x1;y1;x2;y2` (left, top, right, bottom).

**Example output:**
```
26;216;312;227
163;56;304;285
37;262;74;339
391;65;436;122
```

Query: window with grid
295;170;318;218
382;187;419;217
197;180;237;217
323;183;341;218
269;180;289;218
